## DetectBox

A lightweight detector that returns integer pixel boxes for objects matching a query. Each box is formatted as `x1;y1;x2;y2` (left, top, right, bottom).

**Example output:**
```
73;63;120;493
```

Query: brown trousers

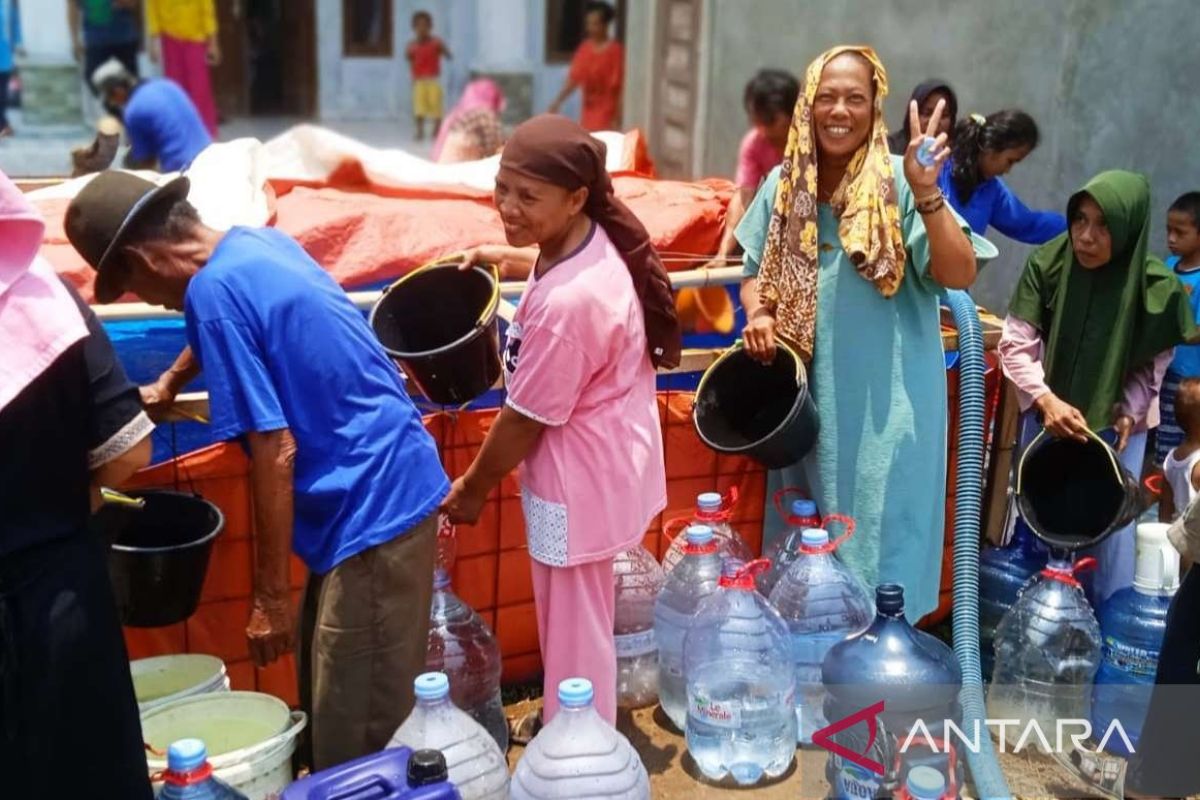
297;513;437;770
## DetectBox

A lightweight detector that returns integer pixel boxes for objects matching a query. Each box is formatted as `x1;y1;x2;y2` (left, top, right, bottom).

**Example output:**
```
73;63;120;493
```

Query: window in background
545;0;627;63
343;0;393;57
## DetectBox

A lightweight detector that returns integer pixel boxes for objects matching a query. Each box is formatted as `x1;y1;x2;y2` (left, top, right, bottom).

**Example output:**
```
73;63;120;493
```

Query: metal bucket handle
1015;427;1123;497
694;339;804;412
382;253;500;330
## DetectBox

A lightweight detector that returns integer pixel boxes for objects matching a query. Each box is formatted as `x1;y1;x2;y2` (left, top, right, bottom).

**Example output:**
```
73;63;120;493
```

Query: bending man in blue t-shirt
91;58;212;173
65;171;452;771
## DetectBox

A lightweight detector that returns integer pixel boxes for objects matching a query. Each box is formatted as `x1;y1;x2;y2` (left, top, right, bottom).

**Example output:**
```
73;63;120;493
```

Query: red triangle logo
812;700;887;776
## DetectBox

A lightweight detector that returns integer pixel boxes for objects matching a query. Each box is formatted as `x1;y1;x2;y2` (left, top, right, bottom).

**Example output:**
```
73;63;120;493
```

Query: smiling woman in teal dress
736;45;996;621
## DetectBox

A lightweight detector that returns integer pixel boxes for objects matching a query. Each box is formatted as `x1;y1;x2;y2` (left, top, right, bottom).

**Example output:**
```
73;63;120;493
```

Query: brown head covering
499;115;682;369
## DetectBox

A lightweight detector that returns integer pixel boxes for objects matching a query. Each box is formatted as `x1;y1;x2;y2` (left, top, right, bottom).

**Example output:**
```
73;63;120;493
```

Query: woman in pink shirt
443;115;681;735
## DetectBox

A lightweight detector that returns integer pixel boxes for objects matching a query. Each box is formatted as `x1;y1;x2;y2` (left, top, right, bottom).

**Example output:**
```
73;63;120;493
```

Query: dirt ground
502;698;1151;799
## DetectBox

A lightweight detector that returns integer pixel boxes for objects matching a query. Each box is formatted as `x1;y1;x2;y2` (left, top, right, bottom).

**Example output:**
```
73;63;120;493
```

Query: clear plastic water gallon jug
426;568;507;751
768;526;872;744
683;559;797;786
979;518;1047;680
661;491;753;572
388;672;509;800
159;739;249;800
510;678;650;800
822;584;962;799
1092;523;1180;755
757;497;821;596
281;747;460;799
655;524;725;731
988;556;1102;749
613;545;665;709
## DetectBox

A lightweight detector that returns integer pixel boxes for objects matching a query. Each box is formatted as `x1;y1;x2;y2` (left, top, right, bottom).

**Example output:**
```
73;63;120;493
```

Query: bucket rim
1015;427;1122;497
693;341;808;455
368;261;500;359
108;490;225;555
131;652;227;673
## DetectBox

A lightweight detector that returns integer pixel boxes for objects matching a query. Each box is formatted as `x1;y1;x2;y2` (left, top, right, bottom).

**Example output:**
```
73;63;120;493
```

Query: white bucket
142;691;308;800
131;654;230;714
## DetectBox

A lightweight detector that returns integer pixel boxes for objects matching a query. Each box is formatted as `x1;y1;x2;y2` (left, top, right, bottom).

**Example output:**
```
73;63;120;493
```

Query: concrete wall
630;0;1200;313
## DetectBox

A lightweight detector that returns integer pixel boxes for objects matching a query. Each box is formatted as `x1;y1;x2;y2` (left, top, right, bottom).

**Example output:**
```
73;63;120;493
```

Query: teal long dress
736;157;997;621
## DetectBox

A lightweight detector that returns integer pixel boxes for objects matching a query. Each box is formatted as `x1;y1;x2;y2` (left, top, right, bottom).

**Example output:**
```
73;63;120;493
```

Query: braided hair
951;109;1040;203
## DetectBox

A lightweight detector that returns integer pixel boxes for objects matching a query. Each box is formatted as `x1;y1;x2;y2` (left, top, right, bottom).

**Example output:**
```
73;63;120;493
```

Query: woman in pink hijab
432;78;507;163
0;168;155;796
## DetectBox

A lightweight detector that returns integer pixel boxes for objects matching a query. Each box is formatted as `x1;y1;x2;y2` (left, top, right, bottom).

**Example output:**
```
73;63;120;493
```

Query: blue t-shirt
1167;254;1200;378
75;0;139;47
184;228;450;573
125;79;212;173
939;160;1066;245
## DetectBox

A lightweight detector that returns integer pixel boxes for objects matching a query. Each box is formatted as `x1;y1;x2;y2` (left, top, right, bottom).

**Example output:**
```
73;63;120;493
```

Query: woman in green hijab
999;169;1196;601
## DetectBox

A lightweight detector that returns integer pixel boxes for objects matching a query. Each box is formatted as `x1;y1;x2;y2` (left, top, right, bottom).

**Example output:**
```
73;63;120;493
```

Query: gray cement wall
630;0;1200;313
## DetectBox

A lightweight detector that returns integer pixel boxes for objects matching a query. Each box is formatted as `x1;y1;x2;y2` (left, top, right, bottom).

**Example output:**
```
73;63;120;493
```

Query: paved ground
0;111;431;178
502;698;1111;799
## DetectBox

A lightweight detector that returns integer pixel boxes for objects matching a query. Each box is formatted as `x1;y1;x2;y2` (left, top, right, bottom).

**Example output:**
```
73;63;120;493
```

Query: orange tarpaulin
122;393;766;704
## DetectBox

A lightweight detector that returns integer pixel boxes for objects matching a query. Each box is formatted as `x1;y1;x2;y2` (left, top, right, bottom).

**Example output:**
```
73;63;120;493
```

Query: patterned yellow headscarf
757;45;905;361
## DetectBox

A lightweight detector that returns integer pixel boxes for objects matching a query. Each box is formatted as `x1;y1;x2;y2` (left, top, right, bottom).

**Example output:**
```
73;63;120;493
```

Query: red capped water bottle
661;490;753;571
159;739;248;800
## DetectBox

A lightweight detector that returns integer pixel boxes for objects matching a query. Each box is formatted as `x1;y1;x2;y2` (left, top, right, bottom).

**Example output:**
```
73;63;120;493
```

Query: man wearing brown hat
66;171;451;770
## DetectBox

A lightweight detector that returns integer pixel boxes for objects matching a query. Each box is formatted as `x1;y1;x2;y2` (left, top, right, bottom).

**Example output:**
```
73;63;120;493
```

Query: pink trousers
161;34;218;137
531;557;617;724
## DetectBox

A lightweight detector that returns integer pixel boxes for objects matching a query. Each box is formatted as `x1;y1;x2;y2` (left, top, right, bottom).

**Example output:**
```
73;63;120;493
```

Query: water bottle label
615;629;657;657
688;691;742;729
1103;637;1159;677
833;758;882;800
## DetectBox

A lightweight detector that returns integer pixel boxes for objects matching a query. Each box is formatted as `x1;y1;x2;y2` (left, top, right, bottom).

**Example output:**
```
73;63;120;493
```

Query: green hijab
1009;170;1196;429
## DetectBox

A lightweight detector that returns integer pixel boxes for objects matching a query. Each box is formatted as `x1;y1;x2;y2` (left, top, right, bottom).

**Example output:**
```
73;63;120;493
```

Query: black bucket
1016;429;1142;551
370;263;501;406
95;490;224;628
693;342;819;469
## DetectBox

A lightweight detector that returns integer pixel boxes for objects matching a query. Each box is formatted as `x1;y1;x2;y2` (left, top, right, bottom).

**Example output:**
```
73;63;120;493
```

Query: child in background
705;69;799;268
406;10;451;141
1161;377;1200;523
1155;192;1200;466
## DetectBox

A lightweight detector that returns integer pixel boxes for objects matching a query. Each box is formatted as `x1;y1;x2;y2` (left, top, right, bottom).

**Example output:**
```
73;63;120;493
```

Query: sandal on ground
1051;743;1127;800
509;710;543;746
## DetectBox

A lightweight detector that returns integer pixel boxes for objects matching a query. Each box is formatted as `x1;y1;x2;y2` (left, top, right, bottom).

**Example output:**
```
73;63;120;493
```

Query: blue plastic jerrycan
281;747;461;799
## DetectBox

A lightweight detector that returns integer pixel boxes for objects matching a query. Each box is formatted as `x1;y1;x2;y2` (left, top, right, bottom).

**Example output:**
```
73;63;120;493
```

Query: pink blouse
998;315;1173;430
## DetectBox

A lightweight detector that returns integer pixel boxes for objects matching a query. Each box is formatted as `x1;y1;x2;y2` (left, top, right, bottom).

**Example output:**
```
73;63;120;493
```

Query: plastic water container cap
876;583;905;615
414;672;450;701
906;765;946;799
558;677;594;708
167;738;208;773
1134;522;1181;593
685;524;714;545
697;492;722;511
800;528;829;547
791;499;818;517
432;568;451;591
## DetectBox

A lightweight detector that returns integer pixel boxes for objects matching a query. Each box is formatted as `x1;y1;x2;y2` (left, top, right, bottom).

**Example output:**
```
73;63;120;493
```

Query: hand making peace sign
902;97;951;194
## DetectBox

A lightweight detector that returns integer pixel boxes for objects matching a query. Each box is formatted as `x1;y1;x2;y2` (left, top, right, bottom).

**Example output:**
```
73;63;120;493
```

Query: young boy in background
406;11;451;142
705;69;798;268
1161;377;1200;527
1155;192;1200;466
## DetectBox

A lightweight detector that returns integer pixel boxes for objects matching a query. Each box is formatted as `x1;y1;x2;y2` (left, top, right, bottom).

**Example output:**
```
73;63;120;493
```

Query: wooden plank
149;347;729;424
982;380;1021;545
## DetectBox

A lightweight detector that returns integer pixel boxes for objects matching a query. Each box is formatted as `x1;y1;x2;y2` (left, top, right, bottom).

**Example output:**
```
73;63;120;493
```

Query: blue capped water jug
683;559;797;786
1091;523;1180;755
979;518;1047;679
821;584;962;799
768;525;872;744
757;498;822;596
655;524;724;731
158;739;248;800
